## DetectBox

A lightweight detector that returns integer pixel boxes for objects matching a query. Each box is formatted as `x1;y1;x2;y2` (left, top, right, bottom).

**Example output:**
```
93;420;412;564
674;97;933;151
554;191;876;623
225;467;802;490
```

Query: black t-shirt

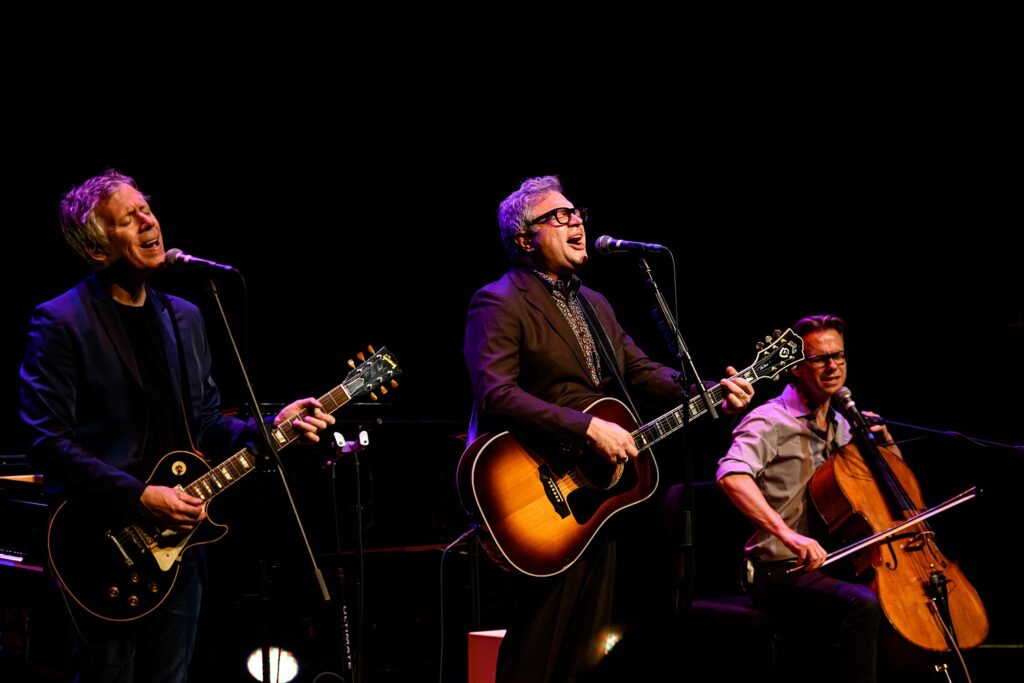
116;299;189;463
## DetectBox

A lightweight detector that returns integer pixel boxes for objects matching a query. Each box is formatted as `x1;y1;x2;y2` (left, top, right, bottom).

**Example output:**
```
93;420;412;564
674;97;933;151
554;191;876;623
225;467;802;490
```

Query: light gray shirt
716;384;852;563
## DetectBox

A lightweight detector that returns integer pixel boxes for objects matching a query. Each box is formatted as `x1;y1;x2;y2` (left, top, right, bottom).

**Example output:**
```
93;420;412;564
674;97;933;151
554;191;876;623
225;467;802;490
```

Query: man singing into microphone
19;169;336;682
464;175;754;682
716;314;899;683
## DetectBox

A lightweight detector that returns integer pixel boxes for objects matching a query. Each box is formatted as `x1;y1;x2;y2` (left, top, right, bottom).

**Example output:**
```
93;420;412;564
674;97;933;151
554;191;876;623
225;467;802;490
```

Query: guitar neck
632;366;760;451
272;383;352;447
181;382;353;503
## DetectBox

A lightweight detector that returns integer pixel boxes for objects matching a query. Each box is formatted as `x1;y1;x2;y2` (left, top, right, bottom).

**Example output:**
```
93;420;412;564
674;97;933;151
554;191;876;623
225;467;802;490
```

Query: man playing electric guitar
19;170;335;682
463;175;754;683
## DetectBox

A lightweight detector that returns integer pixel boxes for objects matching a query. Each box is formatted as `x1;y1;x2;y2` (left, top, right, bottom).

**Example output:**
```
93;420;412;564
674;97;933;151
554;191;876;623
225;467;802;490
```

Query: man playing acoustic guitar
463;175;754;682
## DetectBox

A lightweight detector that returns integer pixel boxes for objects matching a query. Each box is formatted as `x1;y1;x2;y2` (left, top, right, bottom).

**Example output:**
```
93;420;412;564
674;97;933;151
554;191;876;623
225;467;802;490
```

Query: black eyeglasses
529;206;588;226
804;351;847;368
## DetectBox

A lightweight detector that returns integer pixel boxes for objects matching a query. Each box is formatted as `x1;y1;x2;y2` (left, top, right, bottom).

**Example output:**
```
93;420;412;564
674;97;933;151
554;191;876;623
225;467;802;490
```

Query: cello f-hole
883;539;899;570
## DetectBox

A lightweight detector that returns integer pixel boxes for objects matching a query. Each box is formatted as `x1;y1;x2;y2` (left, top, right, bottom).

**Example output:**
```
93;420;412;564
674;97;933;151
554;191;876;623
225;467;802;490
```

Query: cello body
810;441;988;655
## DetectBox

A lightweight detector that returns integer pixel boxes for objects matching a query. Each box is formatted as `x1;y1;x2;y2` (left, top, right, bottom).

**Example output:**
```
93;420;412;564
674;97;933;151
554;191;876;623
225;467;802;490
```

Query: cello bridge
902;530;935;551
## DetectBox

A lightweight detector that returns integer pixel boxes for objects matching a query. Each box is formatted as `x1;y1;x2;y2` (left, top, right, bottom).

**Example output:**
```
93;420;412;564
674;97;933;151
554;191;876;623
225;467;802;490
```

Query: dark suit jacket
19;274;253;518
464;266;682;443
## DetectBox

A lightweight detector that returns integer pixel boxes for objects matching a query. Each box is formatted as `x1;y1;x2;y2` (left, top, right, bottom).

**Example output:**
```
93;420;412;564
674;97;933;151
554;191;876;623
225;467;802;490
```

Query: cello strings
926;600;973;683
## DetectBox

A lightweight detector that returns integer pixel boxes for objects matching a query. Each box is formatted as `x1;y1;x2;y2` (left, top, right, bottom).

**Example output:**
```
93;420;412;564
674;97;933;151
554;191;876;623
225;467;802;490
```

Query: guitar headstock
750;329;804;381
343;345;402;401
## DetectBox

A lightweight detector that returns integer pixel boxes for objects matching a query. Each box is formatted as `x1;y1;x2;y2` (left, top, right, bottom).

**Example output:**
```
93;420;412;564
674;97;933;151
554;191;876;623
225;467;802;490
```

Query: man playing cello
716;314;900;683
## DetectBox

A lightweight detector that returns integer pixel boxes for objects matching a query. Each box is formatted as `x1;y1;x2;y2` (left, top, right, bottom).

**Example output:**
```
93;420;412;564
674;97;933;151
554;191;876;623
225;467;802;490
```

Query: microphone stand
206;276;330;682
636;257;718;614
327;432;366;681
875;418;1023;452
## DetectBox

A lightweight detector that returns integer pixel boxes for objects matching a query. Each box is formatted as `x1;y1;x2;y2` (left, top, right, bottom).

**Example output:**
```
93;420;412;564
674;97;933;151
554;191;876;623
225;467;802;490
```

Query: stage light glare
604;630;621;654
246;646;299;683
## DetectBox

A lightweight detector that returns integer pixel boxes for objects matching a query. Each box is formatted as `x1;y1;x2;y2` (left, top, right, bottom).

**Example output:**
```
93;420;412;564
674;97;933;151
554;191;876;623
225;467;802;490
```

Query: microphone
831;387;876;439
164;248;238;273
594;235;669;255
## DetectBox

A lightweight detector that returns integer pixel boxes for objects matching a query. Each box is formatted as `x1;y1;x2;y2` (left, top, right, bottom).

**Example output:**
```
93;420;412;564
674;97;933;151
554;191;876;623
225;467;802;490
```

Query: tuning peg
379;385;388;395
347;359;356;369
367;344;375;354
356;351;366;362
755;341;765;351
369;391;378;401
390;380;399;389
772;329;782;339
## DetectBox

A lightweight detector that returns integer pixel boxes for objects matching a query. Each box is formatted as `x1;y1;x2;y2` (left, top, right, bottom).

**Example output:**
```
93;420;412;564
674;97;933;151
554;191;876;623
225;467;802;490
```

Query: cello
809;387;988;666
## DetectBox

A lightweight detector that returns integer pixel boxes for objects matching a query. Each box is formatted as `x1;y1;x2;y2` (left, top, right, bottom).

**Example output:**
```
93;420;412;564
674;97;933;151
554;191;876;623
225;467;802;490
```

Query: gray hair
59;169;140;266
497;175;563;261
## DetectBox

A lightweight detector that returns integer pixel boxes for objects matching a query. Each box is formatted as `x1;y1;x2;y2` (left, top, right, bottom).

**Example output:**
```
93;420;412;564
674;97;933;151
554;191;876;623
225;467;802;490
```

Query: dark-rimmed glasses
804;351;846;368
530;206;588;226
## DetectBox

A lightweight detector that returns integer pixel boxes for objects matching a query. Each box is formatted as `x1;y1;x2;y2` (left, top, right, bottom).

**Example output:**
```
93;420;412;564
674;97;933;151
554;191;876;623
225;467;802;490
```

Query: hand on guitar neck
586;366;754;467
273;396;336;444
720;366;755;414
137;397;335;532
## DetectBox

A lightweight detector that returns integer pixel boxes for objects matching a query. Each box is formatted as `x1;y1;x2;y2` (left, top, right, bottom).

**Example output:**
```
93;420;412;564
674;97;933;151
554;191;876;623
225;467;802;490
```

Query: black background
1;82;1020;680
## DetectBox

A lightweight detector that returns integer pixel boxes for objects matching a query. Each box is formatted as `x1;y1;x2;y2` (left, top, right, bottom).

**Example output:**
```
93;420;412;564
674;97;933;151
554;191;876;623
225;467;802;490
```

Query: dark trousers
497;540;616;683
71;553;204;683
746;564;881;683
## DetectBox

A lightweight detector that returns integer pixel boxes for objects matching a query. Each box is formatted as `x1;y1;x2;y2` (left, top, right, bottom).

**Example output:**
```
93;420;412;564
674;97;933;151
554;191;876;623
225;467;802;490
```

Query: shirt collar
532;270;582;298
780;383;837;423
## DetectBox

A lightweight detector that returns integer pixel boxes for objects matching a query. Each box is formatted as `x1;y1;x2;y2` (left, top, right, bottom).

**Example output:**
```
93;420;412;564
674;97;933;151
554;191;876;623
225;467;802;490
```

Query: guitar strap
156;291;199;453
578;293;644;423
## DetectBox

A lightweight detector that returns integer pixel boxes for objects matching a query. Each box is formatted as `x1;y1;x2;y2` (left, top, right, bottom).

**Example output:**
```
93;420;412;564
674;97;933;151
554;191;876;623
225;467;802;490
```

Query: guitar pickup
106;529;136;567
538;464;571;519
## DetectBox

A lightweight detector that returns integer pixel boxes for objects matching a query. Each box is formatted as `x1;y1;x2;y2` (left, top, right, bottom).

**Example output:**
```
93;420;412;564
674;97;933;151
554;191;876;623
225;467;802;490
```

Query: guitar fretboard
274;383;352;445
182;384;353;503
632;367;759;451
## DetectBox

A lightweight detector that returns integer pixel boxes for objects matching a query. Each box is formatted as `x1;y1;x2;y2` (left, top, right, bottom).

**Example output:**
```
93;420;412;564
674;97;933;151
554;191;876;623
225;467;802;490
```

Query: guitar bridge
538;464;571;519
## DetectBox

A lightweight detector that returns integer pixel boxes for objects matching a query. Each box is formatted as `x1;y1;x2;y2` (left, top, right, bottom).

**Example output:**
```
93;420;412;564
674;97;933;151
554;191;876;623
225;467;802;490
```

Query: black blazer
464;267;681;443
20;274;254;517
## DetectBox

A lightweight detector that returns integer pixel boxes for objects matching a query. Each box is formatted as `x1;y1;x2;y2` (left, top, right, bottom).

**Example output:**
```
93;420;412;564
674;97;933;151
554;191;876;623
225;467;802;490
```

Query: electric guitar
48;346;400;622
457;330;804;577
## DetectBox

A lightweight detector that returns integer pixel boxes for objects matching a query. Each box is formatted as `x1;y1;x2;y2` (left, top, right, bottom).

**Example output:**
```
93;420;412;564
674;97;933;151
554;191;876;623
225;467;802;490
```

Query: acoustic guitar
457;330;803;577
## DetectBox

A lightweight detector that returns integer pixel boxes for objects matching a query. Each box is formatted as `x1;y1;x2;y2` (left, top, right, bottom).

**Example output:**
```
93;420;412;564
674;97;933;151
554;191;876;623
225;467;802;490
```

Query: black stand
876;417;1023;452
349;439;365;682
206;276;330;682
636;257;718;613
326;439;354;680
327;429;371;682
469;535;481;630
